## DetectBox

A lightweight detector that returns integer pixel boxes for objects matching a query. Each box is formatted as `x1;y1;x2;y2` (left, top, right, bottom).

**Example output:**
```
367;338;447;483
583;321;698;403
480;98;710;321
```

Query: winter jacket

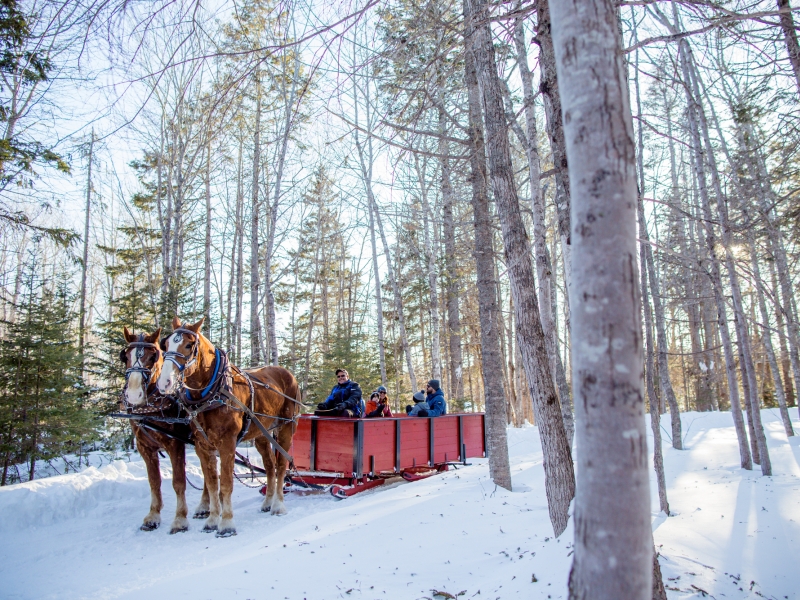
425;388;446;417
320;380;364;417
365;398;392;418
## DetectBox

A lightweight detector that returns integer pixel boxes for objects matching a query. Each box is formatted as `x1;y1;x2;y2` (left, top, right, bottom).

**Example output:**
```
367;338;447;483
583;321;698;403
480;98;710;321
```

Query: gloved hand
317;403;327;410
417;409;429;417
336;403;345;410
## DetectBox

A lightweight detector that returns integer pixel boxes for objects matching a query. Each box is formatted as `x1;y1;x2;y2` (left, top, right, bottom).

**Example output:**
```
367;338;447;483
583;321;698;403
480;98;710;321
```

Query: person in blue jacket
315;368;364;417
415;379;446;417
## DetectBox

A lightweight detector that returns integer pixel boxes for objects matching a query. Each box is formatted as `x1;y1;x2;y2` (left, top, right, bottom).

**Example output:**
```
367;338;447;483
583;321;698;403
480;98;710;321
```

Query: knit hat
370;392;379;400
413;390;426;403
427;379;440;391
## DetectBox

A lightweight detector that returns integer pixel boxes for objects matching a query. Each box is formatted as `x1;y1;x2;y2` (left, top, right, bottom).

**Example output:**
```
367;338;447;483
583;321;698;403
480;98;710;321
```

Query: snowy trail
0;410;798;599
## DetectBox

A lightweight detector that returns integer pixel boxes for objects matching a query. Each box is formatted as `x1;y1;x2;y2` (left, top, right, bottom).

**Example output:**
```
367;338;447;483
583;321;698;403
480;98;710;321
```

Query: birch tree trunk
464;42;512;491
513;15;574;446
466;0;574;534
249;81;263;366
550;1;652;596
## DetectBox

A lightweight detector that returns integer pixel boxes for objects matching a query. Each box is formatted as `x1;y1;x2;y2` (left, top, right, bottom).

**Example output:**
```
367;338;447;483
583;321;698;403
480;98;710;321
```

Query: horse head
121;326;163;406
157;316;208;395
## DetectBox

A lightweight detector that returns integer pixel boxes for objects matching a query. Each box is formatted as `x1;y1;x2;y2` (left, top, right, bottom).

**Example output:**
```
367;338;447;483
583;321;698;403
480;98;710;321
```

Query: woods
1;0;800;596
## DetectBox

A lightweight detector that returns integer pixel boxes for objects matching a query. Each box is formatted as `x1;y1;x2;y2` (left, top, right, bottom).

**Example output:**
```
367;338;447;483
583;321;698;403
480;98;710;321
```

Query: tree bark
681;44;771;474
549;1;652;597
203;134;212;336
464;41;512;491
466;0;574;535
513;15;574;446
673;35;752;470
250;81;263;366
416;154;442;382
439;106;464;402
777;0;800;95
78;129;94;368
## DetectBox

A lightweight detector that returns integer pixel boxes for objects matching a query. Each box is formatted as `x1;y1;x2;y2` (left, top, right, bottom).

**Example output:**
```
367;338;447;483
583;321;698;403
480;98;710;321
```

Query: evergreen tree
0;252;97;485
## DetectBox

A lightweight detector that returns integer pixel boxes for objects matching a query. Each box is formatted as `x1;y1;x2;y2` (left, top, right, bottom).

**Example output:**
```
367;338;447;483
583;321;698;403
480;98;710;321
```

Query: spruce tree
0;255;97;485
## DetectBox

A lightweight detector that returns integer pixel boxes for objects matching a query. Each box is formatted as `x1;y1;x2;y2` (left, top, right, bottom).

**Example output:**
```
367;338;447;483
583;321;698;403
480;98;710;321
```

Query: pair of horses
120;317;300;537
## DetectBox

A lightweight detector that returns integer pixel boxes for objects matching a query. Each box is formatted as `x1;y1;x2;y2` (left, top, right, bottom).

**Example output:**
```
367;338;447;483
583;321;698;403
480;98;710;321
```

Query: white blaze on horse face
124;349;147;406
157;332;184;394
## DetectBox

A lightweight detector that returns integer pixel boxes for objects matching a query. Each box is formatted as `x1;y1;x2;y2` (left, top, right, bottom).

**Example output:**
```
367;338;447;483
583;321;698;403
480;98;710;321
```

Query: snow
0;409;798;600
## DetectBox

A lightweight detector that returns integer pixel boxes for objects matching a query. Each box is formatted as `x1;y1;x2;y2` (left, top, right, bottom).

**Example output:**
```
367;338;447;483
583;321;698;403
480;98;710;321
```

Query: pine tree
0;253;97;485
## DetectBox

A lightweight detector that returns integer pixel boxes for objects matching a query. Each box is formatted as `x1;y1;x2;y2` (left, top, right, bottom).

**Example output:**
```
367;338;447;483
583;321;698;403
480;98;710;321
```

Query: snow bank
0;409;797;600
0;461;151;532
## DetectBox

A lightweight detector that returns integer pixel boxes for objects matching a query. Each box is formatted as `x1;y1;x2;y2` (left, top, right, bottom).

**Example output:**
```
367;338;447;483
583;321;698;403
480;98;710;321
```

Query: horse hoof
260;505;271;513
202;523;218;533
169;525;189;535
140;522;159;531
216;527;237;538
193;510;210;519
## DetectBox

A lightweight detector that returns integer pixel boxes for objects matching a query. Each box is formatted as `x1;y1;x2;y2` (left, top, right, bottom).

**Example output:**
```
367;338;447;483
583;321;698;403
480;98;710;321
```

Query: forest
1;0;799;597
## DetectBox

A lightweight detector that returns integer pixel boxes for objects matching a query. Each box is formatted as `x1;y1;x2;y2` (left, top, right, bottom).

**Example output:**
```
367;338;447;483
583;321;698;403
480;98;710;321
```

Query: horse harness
119;334;162;401
165;328;301;467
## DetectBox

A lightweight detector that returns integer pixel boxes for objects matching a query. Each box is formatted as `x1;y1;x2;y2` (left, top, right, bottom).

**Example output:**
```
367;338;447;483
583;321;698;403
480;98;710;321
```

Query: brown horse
121;326;210;533
156;317;299;537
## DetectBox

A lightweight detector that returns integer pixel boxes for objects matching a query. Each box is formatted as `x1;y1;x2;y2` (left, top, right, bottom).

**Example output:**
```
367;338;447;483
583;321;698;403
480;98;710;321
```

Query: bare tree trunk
513;15;574;446
374;187;416;392
439;106;464;402
631;25;670;514
416;154;442;382
777;0;800;95
535;0;571;268
747;228;794;436
351;67;388;387
681;45;771;474
464;41;512;491
549;1;652;597
203;135;212;336
631;36;683;449
79;129;94;367
368;198;387;386
771;259;795;407
234;137;245;362
250;82;263;366
673;34;752;470
466;0;574;535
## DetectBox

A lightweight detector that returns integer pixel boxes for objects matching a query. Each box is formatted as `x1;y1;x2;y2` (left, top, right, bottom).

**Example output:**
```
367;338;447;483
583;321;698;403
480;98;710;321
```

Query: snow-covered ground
1;409;798;600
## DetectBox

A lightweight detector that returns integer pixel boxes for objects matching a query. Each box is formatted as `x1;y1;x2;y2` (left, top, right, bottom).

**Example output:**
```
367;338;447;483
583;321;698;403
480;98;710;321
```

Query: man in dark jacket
316;368;364;417
416;379;446;417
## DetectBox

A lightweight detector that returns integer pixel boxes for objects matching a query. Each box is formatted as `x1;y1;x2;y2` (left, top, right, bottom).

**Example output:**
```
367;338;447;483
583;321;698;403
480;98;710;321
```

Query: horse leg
195;444;220;532
165;441;189;534
138;437;163;531
254;436;277;513
270;425;293;516
216;437;237;537
193;478;211;519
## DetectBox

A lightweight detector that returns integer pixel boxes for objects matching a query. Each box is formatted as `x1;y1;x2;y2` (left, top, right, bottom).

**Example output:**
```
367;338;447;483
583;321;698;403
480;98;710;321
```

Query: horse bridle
120;334;162;391
163;328;200;382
